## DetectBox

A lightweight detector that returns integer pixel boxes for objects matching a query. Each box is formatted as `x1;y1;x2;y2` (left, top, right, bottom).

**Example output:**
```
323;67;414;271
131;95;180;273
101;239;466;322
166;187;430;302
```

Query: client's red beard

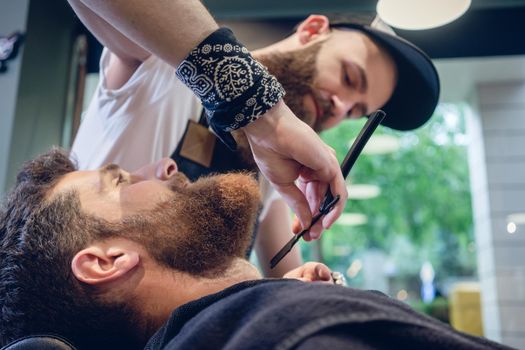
119;172;261;277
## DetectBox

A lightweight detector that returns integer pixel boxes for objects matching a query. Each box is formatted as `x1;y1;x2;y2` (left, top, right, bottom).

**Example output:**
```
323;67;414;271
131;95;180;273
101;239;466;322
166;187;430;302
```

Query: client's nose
155;158;178;180
132;158;178;181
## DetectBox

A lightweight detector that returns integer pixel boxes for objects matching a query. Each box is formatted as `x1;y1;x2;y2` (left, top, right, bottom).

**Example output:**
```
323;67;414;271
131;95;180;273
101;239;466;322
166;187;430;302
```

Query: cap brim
332;24;440;131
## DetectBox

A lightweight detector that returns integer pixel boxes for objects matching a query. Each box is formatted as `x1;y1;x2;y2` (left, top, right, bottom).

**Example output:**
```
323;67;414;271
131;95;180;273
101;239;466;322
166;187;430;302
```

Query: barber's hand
243;100;348;240
283;262;333;284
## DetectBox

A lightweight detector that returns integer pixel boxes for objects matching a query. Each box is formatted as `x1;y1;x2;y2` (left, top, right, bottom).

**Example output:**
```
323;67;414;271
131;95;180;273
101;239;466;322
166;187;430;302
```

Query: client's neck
139;258;261;340
190;258;262;297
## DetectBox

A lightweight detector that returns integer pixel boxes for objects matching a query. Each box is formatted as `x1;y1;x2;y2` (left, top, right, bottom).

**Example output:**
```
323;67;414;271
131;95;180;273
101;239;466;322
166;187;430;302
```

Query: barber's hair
0;149;140;349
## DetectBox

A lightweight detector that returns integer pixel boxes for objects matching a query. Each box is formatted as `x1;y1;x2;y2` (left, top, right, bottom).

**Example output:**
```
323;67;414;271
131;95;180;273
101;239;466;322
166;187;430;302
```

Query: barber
75;0;347;236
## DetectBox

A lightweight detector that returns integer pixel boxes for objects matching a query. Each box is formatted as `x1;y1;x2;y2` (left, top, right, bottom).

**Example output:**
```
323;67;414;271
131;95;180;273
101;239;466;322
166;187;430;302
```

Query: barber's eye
343;68;352;87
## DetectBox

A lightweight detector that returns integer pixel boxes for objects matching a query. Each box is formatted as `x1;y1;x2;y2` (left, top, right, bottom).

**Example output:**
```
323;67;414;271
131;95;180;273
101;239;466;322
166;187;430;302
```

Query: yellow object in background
449;282;484;337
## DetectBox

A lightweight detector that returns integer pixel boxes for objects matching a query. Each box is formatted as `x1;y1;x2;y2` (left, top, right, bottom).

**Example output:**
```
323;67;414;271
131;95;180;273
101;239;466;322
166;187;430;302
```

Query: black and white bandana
176;28;285;149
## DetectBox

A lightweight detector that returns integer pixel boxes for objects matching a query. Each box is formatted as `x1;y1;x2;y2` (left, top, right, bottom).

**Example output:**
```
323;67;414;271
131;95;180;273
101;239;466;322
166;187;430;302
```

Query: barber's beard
119;172;261;277
256;41;332;132
231;42;332;169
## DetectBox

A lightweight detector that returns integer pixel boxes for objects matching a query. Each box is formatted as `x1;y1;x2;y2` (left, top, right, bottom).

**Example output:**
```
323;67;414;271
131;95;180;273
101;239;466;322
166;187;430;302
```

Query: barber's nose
132;158;178;181
331;94;355;120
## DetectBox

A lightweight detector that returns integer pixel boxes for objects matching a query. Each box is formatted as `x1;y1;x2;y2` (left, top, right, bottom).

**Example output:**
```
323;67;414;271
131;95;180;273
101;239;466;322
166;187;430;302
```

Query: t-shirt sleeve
97;48;182;106
71;47;201;171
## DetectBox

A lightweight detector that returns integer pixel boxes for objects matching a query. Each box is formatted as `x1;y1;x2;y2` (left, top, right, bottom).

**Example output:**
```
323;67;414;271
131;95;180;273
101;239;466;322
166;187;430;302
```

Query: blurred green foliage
300;103;476;289
411;297;450;324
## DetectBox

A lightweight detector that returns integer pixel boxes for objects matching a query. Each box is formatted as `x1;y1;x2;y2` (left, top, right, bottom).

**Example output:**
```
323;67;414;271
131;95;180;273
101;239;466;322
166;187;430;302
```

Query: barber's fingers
273;182;312;231
244;102;346;232
284;130;347;220
291;217;314;241
318;158;348;230
295;153;348;232
291;178;346;240
293;179;320;225
320;167;348;230
303;180;325;240
302;179;323;213
292;217;301;234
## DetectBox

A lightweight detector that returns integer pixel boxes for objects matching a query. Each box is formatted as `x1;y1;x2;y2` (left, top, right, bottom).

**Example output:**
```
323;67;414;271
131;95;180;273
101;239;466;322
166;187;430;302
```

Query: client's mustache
167;172;191;192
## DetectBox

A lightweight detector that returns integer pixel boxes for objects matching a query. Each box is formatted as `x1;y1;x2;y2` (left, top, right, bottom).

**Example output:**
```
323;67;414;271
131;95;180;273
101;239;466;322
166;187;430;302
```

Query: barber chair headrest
0;335;77;350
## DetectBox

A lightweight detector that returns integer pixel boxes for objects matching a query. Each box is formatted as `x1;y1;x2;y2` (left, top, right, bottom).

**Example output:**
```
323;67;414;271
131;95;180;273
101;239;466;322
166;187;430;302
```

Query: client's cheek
120;184;174;214
80;195;124;222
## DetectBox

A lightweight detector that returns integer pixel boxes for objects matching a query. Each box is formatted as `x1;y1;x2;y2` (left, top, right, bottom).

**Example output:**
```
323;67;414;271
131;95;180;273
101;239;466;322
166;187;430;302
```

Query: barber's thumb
292;217;302;234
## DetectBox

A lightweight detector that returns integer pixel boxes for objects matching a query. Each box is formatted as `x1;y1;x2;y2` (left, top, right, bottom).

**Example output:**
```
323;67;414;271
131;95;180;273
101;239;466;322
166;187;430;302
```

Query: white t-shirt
71;49;280;219
71;49;202;172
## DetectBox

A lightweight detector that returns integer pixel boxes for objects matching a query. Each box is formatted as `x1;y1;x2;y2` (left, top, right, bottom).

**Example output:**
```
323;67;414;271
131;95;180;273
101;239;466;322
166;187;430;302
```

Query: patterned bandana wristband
176;27;285;150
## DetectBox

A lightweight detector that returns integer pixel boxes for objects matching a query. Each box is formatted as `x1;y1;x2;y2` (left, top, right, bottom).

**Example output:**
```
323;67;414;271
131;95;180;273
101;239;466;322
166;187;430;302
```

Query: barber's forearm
78;0;218;66
255;199;303;278
259;244;303;279
68;0;150;63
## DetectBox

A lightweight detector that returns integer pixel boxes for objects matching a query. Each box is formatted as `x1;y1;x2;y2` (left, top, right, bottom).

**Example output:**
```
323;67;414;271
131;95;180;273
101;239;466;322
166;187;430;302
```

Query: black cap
330;22;440;131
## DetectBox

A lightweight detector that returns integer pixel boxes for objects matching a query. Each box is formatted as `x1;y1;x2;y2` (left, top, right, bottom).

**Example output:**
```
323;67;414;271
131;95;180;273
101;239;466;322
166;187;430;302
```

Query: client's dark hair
0;149;140;349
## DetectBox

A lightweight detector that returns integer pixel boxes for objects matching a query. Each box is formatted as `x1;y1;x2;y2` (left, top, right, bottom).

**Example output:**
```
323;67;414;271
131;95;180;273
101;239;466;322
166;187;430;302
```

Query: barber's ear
71;242;140;285
296;15;330;44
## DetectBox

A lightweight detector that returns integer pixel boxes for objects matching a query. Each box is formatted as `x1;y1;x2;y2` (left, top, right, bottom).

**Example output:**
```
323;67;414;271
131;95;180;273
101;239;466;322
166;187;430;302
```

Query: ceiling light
376;0;471;30
349;134;400;155
337;213;368;226
347;184;381;200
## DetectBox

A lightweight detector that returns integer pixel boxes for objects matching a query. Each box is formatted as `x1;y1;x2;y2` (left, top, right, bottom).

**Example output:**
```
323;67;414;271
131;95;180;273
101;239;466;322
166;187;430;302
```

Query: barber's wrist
175;27;285;149
242;100;285;143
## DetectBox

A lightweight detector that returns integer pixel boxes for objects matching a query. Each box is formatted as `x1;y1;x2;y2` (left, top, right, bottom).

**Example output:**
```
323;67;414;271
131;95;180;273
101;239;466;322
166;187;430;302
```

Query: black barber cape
145;279;512;350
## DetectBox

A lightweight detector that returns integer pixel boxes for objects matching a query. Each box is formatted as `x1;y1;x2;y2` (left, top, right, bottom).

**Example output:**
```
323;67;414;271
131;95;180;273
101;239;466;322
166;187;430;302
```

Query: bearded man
0;150;510;350
67;0;439;277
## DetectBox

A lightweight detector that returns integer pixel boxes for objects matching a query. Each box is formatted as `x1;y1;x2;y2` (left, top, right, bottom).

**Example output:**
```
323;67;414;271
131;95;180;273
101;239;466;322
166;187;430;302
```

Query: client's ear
296;15;330;44
71;239;140;285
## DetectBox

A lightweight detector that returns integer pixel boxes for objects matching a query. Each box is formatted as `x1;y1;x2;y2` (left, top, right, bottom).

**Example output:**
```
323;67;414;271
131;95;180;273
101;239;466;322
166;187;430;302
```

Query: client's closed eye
115;172;129;186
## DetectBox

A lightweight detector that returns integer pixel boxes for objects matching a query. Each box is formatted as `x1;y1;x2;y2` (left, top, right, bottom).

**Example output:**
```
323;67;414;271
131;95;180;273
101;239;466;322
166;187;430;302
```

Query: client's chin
122;173;262;277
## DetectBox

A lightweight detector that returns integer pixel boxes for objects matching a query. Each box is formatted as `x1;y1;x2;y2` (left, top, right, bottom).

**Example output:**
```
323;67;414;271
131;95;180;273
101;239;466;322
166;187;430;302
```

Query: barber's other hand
243;100;347;240
283;262;333;284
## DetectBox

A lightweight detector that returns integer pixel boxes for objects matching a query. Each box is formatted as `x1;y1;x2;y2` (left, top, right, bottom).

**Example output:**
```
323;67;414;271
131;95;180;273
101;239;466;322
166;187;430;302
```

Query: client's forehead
51;170;101;199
